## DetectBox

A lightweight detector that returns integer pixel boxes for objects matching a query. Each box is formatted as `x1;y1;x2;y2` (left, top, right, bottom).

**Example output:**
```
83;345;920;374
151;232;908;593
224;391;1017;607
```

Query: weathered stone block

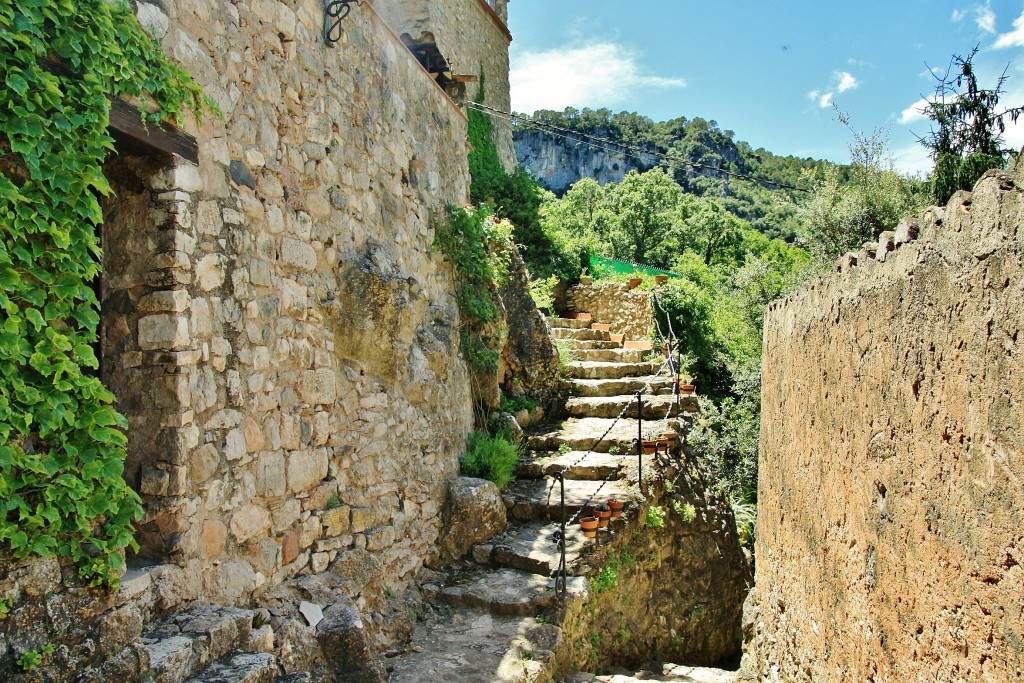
281;236;317;271
192;443;220;483
314;600;387;682
321;506;350;536
200;519;228;557
286;450;328;493
138;314;189;350
230;505;272;544
256;451;286;498
437;477;506;561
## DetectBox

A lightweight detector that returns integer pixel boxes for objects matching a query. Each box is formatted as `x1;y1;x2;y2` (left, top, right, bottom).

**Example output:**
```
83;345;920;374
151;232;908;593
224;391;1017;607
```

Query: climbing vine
434;204;513;372
0;1;213;586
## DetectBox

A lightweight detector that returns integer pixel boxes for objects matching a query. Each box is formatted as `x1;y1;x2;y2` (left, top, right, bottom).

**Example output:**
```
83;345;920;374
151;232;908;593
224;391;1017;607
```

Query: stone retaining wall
96;0;475;605
567;282;655;342
745;164;1024;681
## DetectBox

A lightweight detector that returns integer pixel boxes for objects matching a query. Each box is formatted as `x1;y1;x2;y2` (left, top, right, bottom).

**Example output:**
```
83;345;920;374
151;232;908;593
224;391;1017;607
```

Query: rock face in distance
437;477;507;561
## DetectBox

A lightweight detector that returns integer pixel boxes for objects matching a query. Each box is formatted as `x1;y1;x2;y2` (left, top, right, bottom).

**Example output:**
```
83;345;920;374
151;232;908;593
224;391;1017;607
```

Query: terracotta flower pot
596;509;612;528
628;278;642;289
641;440;659;455
662;431;677;441
655;275;668;285
579;516;599;539
607;498;625;518
679;383;696;397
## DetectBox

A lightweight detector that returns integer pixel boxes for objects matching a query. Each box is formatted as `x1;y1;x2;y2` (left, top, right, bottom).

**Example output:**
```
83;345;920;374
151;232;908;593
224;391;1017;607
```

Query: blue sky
506;1;1024;174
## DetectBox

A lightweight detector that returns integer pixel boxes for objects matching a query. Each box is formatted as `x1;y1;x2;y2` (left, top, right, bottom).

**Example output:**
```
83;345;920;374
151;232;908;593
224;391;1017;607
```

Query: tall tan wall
96;0;475;606
373;0;515;169
746;165;1024;682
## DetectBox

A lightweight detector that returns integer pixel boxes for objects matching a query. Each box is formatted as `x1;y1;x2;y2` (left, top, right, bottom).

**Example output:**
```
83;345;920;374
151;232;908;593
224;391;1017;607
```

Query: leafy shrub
528;275;558;313
556;340;576;377
499;393;539;414
645;505;666;528
671;500;697;523
460;430;521;489
434;204;513;372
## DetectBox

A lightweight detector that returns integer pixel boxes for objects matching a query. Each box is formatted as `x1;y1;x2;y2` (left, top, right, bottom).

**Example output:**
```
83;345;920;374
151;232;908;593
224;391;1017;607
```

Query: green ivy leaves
0;0;211;587
434;205;513;373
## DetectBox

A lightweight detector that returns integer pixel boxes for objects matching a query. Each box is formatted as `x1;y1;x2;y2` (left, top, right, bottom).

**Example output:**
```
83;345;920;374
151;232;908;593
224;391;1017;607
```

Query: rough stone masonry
746;162;1024;681
95;0;515;607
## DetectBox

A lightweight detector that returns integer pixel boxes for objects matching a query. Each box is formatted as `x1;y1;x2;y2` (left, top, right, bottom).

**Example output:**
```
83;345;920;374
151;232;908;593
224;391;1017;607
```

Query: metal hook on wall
324;0;362;46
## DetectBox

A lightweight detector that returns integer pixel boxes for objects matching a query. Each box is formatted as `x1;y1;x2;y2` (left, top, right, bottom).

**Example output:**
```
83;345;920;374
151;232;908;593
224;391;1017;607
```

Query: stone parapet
746;163;1024;681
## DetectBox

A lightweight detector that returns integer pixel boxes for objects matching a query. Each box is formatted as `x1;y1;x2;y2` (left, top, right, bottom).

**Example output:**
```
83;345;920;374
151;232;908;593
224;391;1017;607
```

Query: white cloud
892;142;933;177
510;42;686;114
808;71;859;109
976;4;997;33
899;98;931;124
836;71;860;93
952;3;997;33
995;9;1024;47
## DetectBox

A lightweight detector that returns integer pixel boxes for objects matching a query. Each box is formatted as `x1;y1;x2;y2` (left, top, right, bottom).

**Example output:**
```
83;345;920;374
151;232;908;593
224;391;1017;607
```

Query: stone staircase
387;313;732;682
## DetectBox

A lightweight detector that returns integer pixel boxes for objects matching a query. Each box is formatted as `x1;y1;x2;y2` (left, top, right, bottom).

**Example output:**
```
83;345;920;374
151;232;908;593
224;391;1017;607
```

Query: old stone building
97;0;514;607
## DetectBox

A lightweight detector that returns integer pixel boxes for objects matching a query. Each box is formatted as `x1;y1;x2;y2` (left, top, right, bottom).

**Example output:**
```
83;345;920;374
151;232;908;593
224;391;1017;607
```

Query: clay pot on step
594;504;612;528
678;383;696;397
662;430;677;442
628;278;642;289
641;439;659;455
579;516;599;539
655;275;669;285
607;498;625;518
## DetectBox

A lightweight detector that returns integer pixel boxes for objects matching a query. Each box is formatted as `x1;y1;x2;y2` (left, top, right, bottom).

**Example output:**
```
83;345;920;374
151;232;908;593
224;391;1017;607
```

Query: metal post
554;472;567;599
635;390;644;495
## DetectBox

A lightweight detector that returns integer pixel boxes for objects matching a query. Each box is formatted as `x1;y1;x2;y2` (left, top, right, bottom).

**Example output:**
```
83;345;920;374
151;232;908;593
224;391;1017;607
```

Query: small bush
556;340;575;377
645;505;666;528
460;430;521;489
672;500;697;523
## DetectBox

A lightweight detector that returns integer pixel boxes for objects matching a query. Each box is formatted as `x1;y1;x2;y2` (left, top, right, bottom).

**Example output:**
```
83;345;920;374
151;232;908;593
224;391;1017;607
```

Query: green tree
797;117;924;263
920;47;1024;204
605;168;686;266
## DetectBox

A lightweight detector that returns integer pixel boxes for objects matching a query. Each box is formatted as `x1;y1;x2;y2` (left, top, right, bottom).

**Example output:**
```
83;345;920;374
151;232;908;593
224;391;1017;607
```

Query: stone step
516;451;625;480
507;477;639;522
527;417;679;453
568;663;739;682
473;521;591;576
590;322;612;332
565;339;623;350
436;567;589;617
387;609;562;683
574;348;647;363
569;376;675;397
568;361;660;380
553;327;611;341
623;340;655;351
548;316;593;329
184;652;277;683
142;605;256;683
566;395;693;419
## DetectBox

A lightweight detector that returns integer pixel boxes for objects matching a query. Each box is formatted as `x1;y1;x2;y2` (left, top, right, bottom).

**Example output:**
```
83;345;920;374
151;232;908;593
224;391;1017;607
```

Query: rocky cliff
513;129;658;194
745;161;1024;681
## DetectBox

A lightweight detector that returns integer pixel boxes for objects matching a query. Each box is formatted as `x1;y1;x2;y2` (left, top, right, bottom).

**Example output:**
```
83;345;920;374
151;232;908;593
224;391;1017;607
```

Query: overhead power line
466;101;811;194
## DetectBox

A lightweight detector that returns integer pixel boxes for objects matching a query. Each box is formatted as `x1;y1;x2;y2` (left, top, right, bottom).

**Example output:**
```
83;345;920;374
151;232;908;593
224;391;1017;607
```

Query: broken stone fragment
437;477;507;561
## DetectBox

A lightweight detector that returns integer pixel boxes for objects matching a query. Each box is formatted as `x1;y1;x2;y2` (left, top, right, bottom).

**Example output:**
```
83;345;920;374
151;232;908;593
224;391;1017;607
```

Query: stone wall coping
473;0;513;42
364;0;468;121
766;167;1020;318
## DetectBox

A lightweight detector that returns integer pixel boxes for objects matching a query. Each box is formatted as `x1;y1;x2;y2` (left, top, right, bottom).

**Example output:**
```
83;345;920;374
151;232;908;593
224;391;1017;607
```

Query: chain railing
545;292;691;599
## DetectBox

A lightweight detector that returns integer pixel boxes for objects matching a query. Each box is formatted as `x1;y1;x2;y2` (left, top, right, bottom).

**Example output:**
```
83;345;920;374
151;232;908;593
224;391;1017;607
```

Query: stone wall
746;164;1024;681
373;0;515;169
567;282;655;342
554;463;751;674
96;0;476;605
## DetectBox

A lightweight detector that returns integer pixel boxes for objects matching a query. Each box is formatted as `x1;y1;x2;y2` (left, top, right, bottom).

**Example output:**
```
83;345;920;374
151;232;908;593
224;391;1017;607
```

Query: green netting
589;255;679;278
